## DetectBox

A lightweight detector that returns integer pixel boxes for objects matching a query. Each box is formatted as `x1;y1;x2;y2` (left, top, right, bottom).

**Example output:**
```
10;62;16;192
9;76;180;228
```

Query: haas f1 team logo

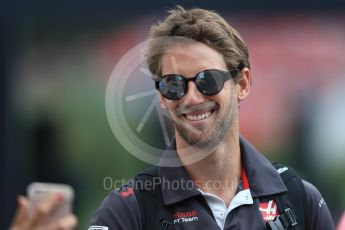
259;200;280;222
173;210;199;224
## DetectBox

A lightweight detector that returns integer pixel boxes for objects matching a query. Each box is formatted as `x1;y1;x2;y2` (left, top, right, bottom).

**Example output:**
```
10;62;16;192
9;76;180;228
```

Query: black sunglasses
155;68;239;100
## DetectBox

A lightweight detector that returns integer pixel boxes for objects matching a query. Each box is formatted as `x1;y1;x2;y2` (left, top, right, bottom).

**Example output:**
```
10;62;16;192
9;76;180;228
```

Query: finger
29;193;64;227
10;196;29;227
46;214;78;230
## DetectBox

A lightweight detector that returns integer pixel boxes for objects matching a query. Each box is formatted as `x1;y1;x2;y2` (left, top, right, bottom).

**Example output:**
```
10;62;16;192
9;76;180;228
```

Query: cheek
164;99;179;112
213;85;236;108
222;81;234;93
220;82;235;99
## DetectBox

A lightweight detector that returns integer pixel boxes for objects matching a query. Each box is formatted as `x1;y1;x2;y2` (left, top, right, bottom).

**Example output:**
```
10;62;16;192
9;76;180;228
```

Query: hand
9;194;77;230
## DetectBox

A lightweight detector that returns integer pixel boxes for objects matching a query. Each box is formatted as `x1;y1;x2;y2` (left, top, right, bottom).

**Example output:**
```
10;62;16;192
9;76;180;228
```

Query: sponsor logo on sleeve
318;197;326;208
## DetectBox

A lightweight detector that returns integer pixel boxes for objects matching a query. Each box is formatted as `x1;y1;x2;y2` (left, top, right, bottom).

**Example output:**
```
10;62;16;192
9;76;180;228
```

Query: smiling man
159;42;241;151
89;6;335;230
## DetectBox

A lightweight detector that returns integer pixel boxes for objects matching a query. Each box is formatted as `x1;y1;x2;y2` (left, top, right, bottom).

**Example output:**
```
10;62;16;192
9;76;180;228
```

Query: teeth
186;111;212;121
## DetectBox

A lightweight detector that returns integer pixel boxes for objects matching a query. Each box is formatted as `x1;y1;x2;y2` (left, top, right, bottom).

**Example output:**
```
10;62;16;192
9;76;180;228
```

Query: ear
237;67;251;102
158;91;167;109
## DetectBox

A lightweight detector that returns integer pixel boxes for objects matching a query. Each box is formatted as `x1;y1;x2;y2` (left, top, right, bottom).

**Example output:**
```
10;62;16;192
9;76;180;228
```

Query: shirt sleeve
303;180;335;230
88;185;142;230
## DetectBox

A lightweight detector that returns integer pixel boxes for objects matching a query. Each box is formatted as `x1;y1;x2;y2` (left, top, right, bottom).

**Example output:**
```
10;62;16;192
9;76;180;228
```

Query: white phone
27;182;74;223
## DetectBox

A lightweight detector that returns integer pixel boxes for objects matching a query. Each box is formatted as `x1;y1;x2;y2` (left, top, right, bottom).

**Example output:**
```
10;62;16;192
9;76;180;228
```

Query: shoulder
302;180;335;229
89;181;142;230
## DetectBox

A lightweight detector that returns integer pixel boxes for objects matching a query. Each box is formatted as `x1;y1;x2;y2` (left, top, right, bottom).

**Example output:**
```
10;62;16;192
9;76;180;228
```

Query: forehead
161;41;227;76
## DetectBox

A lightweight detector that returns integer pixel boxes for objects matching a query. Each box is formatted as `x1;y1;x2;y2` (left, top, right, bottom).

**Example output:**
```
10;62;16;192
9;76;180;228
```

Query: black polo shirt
89;138;335;229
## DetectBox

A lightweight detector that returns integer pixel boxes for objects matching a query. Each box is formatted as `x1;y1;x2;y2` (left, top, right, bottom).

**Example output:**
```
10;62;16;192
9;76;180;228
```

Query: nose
182;81;206;105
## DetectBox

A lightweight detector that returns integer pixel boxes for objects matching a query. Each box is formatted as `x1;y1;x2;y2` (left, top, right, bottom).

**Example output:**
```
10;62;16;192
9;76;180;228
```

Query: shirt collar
158;137;287;205
158;148;201;205
239;137;287;197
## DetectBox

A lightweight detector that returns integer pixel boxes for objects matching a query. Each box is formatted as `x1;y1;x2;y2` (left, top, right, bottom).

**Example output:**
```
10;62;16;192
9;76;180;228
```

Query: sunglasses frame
155;68;240;100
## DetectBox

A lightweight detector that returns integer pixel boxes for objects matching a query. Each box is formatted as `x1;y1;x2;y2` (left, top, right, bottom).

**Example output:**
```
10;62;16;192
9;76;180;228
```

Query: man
89;6;335;229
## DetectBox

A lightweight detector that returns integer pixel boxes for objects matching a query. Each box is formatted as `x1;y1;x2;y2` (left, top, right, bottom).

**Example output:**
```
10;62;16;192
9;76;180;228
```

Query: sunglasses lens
158;75;186;100
195;70;226;96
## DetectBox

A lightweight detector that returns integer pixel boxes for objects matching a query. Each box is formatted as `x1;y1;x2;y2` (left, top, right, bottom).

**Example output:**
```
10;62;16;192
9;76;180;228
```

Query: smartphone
27;182;74;223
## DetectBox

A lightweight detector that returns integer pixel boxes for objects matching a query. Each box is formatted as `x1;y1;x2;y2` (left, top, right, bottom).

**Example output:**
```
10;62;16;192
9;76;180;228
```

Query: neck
175;129;242;205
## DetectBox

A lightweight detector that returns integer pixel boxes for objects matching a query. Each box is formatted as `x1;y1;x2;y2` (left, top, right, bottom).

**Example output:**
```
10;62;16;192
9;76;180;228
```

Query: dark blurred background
1;0;345;229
